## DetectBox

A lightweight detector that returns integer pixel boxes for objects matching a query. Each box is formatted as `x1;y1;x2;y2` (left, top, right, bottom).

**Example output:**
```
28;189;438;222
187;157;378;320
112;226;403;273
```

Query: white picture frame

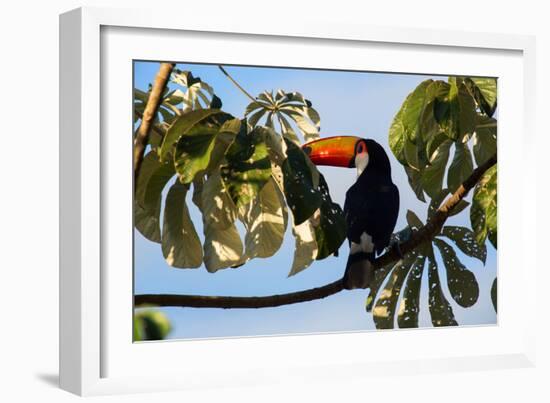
60;6;537;396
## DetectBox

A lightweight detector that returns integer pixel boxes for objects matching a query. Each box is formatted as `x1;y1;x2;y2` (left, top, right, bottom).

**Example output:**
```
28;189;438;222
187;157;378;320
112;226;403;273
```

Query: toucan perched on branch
302;136;400;290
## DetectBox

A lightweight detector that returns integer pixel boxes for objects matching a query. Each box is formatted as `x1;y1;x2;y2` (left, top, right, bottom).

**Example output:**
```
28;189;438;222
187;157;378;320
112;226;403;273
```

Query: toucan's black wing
344;181;399;255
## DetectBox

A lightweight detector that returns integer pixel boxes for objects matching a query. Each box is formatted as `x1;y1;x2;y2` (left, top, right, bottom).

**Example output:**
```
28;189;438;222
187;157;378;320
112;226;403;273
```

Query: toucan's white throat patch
355;153;369;177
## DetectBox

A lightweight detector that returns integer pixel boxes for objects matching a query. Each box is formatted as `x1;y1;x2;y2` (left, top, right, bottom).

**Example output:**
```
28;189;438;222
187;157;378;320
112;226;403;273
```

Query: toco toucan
302;136;400;290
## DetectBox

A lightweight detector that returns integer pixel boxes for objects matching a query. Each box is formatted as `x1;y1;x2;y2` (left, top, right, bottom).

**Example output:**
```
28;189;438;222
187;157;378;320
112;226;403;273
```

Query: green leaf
159;109;229;162
170;119;240;183
440;225;487;264
434;238;479;308
447;141;474;193
491;277;497;313
427;254;458;327
288;219;318;277
282;139;323;225
435;80;477;141
203;222;245;272
397;256;426;328
421;140;451;198
134;152;175;242
401;79;434;142
135;200;161;243
473;115;497;166
221;127;272;209
161;182;203;268
134;310;172;341
239;178;288;259
314;174;347;260
404;166;426;202
365;262;394;313
136;152;175;211
470;78;497;117
389;107;408;165
201;171;238;229
373;253;416;329
470;165;497;247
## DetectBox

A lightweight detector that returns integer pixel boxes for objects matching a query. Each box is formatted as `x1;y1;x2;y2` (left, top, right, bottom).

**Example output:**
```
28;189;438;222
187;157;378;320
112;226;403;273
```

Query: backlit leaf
447;141;474;193
288;219;318;277
161;182;203;268
470;165;497;247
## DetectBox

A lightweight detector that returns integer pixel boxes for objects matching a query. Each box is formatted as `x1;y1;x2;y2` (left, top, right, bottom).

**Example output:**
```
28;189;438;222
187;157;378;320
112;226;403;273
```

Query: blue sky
133;61;497;340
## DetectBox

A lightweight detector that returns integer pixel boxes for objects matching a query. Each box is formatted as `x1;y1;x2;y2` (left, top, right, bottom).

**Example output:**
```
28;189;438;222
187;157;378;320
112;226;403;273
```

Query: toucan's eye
357;142;367;154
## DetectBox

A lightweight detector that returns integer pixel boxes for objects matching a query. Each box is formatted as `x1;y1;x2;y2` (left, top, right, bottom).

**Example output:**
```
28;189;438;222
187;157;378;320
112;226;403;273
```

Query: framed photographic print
60;7;537;396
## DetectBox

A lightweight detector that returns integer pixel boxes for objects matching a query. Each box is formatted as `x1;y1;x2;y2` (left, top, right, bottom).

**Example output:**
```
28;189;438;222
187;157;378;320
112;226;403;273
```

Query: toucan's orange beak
302;136;362;168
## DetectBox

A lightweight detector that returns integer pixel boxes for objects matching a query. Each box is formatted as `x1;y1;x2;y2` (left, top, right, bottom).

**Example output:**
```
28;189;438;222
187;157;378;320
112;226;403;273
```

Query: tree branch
133;62;175;184
135;154;497;309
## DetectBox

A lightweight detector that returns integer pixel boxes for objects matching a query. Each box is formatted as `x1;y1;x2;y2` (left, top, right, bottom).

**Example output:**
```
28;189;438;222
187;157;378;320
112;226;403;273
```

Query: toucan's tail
343;252;375;290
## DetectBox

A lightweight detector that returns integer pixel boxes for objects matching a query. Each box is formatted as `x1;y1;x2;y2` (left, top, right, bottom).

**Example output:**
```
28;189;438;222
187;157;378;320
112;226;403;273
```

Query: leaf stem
218;65;258;105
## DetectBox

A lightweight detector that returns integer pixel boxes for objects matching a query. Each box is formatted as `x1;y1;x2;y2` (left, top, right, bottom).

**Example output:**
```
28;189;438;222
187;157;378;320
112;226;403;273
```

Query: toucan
302;136;400;290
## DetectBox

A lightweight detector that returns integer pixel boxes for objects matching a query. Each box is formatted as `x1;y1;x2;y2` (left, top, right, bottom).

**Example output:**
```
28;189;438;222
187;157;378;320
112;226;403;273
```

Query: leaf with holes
434;238;479;308
161;182;203;268
427;249;458;327
441;225;487;264
397;256;426;328
373;253;417;329
470;165;497;248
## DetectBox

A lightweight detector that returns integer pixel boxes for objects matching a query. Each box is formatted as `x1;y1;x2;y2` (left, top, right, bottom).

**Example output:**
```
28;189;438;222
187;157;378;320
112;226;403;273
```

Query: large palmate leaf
470;165;497;248
245;89;320;144
221;127;272;209
161;182;203;268
281;139;323;225
159;109;230;162
434;238;479;308
174;118;240;184
170;69;222;111
239;178;288;259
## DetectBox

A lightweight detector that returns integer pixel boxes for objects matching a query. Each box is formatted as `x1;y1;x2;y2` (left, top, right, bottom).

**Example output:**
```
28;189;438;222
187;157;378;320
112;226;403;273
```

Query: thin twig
218;65;258;104
133;62;175;185
134;154;496;309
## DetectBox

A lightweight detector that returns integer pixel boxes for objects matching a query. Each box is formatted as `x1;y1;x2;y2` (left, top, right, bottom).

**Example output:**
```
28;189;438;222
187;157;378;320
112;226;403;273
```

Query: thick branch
135;154;497;309
133;62;175;184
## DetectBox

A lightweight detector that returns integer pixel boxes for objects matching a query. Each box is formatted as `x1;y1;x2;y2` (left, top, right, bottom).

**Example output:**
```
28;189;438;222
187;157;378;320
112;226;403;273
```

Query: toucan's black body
342;139;399;289
302;135;400;289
